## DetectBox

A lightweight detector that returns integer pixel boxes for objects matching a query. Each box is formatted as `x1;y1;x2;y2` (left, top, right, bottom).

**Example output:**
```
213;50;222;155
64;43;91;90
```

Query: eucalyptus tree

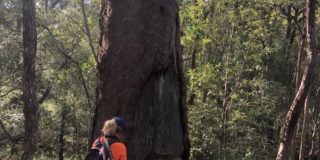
91;0;190;159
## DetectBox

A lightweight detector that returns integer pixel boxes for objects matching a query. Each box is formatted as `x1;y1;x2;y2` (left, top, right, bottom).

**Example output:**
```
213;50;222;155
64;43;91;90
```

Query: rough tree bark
276;0;317;159
91;0;190;160
21;0;38;159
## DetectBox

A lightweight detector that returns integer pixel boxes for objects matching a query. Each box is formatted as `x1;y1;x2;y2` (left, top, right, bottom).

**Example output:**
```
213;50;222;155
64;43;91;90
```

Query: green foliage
1;0;318;159
1;0;99;159
180;0;301;159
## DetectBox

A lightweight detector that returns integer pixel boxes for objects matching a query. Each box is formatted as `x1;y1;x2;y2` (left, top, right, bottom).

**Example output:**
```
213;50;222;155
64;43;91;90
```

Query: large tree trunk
276;0;317;159
91;0;190;160
21;0;38;159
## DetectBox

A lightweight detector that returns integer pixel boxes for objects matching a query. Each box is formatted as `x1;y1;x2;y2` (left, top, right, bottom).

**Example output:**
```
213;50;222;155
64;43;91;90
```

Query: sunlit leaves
181;0;291;159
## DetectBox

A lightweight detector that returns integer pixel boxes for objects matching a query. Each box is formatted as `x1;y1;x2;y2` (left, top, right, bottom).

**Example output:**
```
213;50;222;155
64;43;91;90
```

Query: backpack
85;137;117;160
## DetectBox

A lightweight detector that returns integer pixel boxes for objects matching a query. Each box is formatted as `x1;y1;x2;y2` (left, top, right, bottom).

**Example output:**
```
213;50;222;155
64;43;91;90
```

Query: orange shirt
91;137;127;160
110;142;127;160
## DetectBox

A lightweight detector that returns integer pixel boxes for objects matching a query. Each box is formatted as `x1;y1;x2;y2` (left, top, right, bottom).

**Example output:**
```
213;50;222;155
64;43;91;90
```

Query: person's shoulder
110;142;127;158
92;137;105;149
96;136;106;143
111;142;126;149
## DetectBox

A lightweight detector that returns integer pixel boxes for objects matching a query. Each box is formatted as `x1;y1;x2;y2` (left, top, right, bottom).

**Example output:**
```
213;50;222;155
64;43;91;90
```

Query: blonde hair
101;119;117;136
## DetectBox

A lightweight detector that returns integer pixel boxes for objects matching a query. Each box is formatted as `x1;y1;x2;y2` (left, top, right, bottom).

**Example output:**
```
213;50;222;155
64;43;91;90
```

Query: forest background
0;0;320;159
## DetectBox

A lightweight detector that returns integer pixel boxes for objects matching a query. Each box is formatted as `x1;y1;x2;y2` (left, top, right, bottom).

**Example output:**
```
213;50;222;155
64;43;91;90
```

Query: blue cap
114;117;126;127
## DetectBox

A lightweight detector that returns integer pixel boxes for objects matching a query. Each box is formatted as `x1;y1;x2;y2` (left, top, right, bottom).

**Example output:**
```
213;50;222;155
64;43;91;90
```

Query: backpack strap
104;140;113;160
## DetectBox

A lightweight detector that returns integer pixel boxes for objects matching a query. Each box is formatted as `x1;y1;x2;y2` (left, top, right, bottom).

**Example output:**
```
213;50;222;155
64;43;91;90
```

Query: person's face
116;126;126;140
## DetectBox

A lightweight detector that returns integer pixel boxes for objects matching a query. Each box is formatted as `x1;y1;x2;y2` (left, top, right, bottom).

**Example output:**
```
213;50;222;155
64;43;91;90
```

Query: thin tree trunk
21;0;38;159
307;105;317;159
289;122;299;160
299;94;309;160
187;47;196;105
292;28;306;160
58;106;67;160
80;0;98;63
308;88;319;159
221;81;228;160
295;31;305;93
220;23;234;160
80;4;98;145
276;0;317;159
